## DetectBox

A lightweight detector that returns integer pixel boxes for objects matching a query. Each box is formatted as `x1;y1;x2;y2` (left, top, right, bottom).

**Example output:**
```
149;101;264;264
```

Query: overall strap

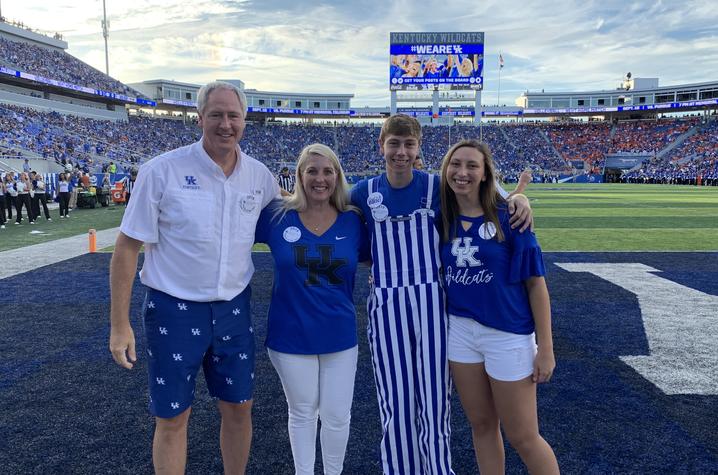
369;177;377;194
425;174;434;210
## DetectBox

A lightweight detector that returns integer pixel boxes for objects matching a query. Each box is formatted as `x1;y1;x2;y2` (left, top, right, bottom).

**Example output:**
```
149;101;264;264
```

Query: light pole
101;0;110;76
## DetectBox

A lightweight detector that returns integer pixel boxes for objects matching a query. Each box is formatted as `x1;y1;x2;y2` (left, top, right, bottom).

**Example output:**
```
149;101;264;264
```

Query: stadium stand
501;124;567;174
0;36;140;97
609;118;696;154
334;124;383;174
0;23;716;186
622;119;718;185
546;122;611;171
1;99;716;185
666;120;718;164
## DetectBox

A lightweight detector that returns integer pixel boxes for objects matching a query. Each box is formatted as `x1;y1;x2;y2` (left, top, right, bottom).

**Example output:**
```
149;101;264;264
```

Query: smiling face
197;87;246;159
459;58;474;77
380;134;420;178
406;62;421;77
300;153;337;206
446;146;486;201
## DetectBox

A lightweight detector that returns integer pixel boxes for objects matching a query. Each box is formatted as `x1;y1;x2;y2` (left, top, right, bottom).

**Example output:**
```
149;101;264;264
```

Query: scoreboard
390;32;485;91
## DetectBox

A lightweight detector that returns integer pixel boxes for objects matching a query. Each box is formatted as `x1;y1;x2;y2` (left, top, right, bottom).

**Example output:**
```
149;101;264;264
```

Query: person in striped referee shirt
277;166;296;195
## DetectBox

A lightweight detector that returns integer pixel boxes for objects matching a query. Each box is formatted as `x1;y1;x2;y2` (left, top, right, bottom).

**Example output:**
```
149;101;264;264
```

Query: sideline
0;227;120;280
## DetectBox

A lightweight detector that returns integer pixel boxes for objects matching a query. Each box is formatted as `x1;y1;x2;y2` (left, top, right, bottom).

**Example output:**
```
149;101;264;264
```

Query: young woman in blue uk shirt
254;143;369;475
439;139;559;475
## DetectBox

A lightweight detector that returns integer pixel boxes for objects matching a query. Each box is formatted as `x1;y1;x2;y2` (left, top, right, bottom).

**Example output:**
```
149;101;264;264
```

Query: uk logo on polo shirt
182;176;200;190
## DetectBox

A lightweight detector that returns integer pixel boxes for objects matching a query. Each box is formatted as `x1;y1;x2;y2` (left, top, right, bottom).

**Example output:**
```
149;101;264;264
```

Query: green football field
0;205;127;252
530;183;718;251
1;184;716;252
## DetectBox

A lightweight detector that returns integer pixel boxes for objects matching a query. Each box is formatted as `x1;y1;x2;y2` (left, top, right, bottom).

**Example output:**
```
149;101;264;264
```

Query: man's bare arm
109;232;143;369
508;170;532;198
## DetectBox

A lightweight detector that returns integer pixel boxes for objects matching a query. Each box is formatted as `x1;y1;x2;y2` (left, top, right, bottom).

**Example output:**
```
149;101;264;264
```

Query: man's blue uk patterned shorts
142;286;254;418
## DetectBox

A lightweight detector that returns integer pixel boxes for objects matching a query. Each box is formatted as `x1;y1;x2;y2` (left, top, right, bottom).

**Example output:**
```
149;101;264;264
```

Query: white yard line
0;227;120;280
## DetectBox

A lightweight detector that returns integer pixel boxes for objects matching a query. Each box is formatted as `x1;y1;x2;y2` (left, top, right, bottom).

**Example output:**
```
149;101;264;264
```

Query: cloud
7;0;718;106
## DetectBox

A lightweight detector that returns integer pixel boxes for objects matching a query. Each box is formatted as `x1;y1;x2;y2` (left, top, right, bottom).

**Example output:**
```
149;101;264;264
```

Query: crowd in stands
335;125;383;173
547;122;611;170
620;156;718;185
0;144;24;159
1;100;716;185
0;105;200;173
623;120;718;185
665;120;718;164
500;125;568;175
0;37;140;97
609;119;696;154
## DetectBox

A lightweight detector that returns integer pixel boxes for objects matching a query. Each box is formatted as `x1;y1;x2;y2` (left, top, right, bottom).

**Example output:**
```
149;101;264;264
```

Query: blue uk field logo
554;261;718;395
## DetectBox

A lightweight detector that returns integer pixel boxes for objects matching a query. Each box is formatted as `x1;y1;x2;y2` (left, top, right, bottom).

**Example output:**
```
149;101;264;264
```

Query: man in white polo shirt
109;81;279;474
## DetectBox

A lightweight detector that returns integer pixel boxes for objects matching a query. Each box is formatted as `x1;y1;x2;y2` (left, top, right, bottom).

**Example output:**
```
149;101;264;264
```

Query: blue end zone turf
0;252;716;473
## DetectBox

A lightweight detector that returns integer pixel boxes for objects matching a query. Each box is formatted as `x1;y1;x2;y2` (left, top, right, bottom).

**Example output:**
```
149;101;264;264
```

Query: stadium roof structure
0;20;67;51
129;78;355;119
128;79;200;109
517;78;718;118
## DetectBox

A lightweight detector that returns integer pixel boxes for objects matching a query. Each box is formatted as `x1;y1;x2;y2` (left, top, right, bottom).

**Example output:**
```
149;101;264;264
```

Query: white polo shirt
120;139;279;302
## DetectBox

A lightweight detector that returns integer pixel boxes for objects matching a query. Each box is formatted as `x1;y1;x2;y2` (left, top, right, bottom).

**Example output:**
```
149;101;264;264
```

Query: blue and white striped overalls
366;177;453;475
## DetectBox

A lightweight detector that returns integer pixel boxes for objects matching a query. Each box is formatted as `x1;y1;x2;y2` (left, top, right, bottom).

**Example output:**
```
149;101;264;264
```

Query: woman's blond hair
277;143;357;218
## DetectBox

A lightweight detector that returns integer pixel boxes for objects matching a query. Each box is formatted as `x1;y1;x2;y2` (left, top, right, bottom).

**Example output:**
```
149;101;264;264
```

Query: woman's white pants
268;346;358;475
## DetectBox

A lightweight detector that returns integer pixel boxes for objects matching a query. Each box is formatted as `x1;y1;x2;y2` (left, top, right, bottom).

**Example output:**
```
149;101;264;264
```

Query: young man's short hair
379;113;422;144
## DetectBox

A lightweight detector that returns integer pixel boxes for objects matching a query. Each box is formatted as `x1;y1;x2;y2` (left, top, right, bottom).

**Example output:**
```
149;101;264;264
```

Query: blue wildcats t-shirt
255;201;370;354
440;207;546;335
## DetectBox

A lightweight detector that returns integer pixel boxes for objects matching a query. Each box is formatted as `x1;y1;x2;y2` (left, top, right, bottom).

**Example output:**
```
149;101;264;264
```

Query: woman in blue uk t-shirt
438;139;559;474
254;143;369;475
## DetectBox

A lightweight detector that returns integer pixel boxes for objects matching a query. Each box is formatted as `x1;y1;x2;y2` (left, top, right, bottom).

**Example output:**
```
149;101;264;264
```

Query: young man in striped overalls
351;114;532;474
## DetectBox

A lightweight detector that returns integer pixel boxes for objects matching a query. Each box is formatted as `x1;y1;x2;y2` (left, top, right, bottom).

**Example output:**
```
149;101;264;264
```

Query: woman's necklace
300;208;336;233
304;217;324;231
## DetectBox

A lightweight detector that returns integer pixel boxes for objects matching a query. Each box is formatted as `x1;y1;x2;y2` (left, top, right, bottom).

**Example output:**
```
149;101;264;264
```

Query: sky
4;0;718;106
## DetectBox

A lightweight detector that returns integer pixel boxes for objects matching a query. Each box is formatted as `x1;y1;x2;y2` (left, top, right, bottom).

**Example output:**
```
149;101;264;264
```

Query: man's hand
110;324;137;369
508;193;533;232
109;232;143;370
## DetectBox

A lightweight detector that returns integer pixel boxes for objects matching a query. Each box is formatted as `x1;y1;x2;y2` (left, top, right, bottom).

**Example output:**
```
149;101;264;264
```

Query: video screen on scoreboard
390;32;484;91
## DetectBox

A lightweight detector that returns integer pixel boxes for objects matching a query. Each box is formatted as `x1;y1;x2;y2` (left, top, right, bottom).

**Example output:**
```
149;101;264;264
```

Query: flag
499;54;504;69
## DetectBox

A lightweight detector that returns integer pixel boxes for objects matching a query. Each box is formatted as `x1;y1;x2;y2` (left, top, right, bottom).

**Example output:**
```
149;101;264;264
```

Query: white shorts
448;314;537;382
